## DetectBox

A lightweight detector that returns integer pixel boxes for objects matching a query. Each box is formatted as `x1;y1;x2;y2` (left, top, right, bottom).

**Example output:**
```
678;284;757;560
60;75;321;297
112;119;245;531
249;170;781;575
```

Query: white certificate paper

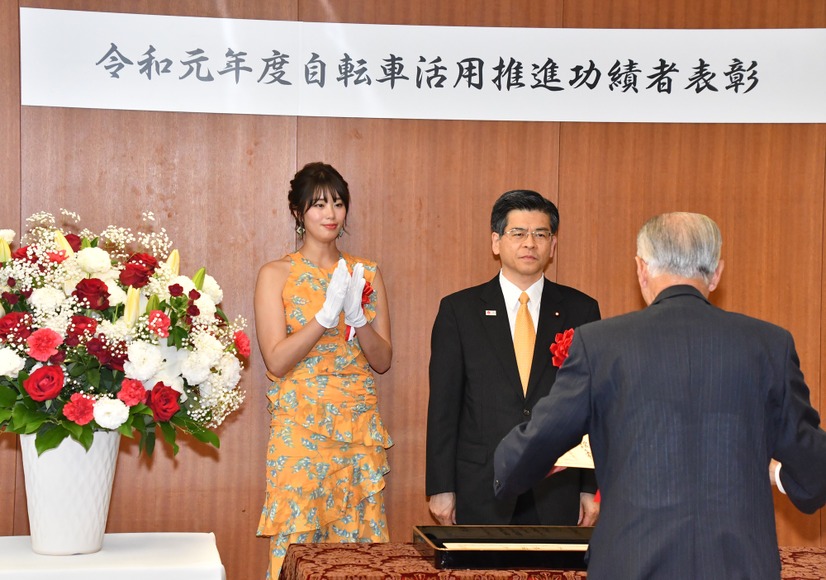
555;435;594;469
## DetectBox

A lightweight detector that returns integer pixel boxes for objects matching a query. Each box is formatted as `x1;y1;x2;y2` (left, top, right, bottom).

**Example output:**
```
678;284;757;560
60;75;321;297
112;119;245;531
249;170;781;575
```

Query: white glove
344;262;368;328
315;259;350;328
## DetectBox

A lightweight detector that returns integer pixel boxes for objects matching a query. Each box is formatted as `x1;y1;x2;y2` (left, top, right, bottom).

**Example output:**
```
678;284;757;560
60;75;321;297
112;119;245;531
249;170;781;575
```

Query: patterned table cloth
279;542;826;580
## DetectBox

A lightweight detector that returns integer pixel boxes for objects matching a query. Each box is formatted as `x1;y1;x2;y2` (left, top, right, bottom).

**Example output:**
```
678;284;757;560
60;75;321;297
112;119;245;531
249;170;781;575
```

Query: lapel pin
485;310;497;316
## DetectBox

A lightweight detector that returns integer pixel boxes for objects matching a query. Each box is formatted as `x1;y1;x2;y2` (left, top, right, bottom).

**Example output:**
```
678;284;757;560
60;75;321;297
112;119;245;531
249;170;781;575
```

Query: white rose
181;350;212;386
0;229;15;244
201;274;223;304
124;341;164;381
93;397;130;429
29;287;67;312
191;332;223;364
194;295;216;321
105;280;127;307
169;275;196;296
0;347;25;378
76;247;113;275
215;353;241;389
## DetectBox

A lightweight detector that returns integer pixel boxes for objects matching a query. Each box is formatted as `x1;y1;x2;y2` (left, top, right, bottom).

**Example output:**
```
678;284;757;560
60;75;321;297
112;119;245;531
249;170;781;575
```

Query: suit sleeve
773;334;826;513
577;297;601;495
426;297;465;496
495;331;591;499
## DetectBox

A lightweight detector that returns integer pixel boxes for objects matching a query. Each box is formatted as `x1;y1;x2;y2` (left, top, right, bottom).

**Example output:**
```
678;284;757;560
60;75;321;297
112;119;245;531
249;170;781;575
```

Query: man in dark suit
426;190;600;526
494;212;826;579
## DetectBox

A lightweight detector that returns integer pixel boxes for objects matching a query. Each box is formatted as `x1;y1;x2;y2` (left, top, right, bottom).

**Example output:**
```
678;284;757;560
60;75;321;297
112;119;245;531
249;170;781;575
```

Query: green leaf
77;426;94;450
0;385;18;407
12;404;47;433
84;368;101;389
35;426;70;455
169;326;186;350
63;420;83;440
158;421;179;455
118;424;135;438
0;409;12;424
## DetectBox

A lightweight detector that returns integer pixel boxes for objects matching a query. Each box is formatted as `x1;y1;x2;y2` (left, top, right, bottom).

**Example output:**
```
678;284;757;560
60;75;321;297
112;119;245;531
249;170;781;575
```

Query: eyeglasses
501;228;554;242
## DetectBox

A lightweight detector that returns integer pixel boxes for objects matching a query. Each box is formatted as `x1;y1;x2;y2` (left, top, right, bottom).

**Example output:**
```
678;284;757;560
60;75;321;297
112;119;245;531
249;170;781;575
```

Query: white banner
19;8;826;123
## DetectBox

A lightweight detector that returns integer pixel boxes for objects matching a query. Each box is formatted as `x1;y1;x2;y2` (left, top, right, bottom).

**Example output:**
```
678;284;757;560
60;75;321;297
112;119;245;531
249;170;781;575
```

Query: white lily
123;286;141;328
166;249;180;276
54;231;75;257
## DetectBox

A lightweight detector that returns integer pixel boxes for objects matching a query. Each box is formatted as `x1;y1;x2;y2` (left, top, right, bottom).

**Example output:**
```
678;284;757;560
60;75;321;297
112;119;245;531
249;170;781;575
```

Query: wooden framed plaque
412;525;592;570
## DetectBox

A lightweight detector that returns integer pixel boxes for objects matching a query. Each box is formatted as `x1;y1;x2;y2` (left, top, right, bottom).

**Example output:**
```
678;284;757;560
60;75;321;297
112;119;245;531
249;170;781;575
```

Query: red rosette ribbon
345;280;374;341
550;328;575;368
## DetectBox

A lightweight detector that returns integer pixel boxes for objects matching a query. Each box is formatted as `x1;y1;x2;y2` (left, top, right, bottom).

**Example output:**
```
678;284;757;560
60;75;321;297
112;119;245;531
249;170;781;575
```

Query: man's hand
578;492;599;526
428;492;456;525
769;459;780;486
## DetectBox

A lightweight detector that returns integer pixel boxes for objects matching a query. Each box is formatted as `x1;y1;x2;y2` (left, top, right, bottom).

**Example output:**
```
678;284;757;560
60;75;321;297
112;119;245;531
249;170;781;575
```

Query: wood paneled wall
1;2;824;578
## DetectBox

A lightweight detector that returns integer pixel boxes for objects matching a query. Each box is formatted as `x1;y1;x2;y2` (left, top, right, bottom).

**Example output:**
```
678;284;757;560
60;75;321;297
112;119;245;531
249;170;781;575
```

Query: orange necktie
514;292;536;395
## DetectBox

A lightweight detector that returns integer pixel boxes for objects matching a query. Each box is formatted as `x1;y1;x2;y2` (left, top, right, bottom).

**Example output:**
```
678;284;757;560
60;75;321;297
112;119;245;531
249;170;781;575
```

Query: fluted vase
20;430;120;555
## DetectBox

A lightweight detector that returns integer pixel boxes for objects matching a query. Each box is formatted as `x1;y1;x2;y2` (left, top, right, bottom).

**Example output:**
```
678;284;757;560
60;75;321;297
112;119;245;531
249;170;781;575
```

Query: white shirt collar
498;272;543;333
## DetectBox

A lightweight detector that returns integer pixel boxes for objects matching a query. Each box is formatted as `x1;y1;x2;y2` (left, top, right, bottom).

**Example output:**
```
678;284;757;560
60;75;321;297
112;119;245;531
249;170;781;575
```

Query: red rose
129;253;159;270
117;378;148;407
1;293;18;306
146;382;181;422
0;312;33;341
23;365;65;401
26;328;63;362
64;233;82;252
65;315;98;347
84;336;125;371
73;278;110;310
12;246;33;261
550;328;575;368
234;330;251;358
63;393;95;425
168;284;184;297
119;262;152;288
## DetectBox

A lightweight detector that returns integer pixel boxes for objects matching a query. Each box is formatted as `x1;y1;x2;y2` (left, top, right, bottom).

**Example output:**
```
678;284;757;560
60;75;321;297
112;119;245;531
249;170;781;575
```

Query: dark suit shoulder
438;278;499;305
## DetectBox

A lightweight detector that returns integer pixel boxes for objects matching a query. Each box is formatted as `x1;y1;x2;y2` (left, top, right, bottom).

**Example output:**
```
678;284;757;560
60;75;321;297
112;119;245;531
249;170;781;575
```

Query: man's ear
708;259;725;292
635;256;647;289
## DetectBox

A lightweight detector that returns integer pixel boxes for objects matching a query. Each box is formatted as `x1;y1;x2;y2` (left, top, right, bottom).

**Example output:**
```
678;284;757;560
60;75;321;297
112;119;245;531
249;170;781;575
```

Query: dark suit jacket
426;275;601;524
494;285;826;579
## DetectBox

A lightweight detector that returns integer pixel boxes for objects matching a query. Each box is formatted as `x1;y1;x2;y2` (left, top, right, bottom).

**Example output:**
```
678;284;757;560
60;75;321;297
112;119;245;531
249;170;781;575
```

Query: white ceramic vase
20;430;120;555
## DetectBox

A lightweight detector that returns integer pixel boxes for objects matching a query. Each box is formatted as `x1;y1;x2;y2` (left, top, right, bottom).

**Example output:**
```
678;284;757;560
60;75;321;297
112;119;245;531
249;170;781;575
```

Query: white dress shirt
498;272;543;338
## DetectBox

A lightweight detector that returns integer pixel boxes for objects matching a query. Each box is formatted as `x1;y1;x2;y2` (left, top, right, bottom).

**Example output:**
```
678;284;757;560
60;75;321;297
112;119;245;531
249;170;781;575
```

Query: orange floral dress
257;252;392;580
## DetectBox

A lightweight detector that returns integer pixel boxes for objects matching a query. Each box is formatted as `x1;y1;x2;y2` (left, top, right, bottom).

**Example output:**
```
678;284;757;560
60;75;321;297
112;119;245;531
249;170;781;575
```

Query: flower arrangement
550;328;575;367
0;210;250;455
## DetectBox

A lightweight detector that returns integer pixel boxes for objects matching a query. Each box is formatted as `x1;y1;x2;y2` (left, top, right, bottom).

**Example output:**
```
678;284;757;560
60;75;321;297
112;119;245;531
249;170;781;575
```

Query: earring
338;228;345;239
295;224;305;238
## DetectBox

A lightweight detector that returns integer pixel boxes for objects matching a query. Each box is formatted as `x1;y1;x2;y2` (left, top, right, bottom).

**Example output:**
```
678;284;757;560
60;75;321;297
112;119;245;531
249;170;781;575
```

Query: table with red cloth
278;542;826;580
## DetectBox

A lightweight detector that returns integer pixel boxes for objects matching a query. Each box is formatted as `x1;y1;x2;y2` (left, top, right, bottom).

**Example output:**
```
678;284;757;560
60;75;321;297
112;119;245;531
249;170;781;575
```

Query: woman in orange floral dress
254;162;393;579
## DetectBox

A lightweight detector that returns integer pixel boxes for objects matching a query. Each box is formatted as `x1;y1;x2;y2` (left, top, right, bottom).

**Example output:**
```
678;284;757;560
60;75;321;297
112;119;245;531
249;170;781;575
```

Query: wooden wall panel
2;1;825;578
297;0;567;546
564;0;826;28
559;122;825;545
295;116;562;541
14;3;298;579
17;105;296;580
0;0;21;539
